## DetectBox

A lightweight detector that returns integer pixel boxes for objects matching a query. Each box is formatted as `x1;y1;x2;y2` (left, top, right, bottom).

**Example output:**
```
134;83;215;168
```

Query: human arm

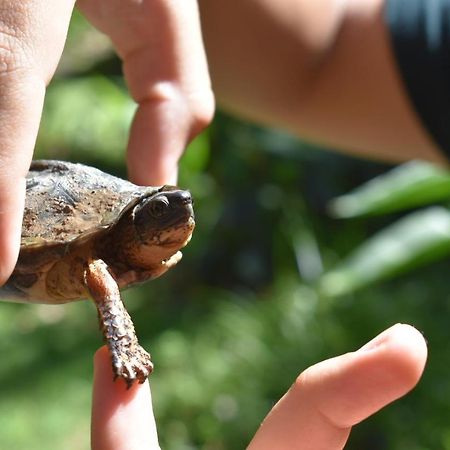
91;324;427;449
198;0;446;164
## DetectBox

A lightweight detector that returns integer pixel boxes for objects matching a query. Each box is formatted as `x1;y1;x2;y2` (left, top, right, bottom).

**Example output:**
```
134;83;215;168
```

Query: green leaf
319;207;450;296
329;161;450;218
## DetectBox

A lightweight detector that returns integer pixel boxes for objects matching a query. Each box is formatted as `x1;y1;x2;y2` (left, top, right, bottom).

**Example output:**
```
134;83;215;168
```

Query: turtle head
121;186;195;271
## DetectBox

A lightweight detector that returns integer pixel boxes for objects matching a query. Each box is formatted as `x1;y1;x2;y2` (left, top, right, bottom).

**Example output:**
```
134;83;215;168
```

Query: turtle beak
173;189;194;220
158;186;194;220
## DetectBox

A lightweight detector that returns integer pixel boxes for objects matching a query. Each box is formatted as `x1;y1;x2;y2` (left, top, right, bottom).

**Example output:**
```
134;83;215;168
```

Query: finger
77;0;215;185
91;346;160;450
0;0;75;283
248;323;427;450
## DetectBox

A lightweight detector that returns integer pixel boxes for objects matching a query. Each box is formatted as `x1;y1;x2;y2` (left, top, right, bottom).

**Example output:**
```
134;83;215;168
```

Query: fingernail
357;323;406;353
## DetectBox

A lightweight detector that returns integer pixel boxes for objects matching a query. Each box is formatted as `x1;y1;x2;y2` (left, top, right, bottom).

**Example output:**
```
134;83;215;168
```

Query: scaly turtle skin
0;160;195;386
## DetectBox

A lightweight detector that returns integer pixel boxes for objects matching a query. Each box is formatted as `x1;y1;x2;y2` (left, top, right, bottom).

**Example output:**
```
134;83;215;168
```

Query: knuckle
0;35;32;79
140;81;215;135
0;42;24;76
188;89;215;136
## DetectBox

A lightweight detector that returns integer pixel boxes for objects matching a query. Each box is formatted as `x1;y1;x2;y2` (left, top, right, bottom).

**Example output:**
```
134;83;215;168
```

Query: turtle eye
149;196;170;218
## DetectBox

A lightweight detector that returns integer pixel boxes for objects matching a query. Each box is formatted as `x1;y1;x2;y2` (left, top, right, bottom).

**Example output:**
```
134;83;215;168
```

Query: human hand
0;0;213;285
91;323;426;449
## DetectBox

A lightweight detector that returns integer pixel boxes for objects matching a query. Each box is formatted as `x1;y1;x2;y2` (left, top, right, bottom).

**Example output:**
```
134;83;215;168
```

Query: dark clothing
386;0;450;155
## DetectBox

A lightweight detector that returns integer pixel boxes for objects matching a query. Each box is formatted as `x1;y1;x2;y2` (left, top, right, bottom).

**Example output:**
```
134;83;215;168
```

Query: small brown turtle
0;160;195;386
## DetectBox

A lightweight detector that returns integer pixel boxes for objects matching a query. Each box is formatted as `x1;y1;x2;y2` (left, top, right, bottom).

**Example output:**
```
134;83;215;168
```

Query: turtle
0;160;195;387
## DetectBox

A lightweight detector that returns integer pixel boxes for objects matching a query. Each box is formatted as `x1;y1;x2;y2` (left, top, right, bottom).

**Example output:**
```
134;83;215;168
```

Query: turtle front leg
84;259;153;388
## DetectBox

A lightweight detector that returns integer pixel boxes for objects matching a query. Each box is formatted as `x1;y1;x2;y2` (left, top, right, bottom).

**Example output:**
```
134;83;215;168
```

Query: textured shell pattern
22;160;158;249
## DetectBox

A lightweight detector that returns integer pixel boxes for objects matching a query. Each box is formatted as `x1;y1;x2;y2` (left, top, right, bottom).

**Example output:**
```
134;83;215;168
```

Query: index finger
78;0;214;185
91;346;160;450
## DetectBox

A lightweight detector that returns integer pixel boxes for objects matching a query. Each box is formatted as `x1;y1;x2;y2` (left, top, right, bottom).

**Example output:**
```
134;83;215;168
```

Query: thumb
248;323;427;450
0;0;75;283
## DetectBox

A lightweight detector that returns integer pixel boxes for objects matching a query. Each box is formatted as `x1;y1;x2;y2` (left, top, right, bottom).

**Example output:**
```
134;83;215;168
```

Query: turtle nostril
178;190;192;205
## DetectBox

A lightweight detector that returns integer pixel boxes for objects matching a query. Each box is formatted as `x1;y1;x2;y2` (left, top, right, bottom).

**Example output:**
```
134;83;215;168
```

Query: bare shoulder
199;0;446;164
301;0;445;163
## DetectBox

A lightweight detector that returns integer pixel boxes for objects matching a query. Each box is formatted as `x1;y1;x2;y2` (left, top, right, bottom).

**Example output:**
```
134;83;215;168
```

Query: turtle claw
85;259;155;386
111;345;154;388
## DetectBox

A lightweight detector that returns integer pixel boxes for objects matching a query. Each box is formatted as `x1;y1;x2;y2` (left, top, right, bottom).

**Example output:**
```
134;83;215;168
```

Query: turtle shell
22;160;159;249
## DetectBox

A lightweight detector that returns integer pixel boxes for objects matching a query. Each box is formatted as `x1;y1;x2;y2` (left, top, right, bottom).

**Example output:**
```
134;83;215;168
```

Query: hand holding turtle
0;0;213;286
91;324;426;450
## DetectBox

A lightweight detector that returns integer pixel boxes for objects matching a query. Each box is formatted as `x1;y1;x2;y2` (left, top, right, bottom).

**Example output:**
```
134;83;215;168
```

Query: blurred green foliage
322;161;450;296
1;11;450;450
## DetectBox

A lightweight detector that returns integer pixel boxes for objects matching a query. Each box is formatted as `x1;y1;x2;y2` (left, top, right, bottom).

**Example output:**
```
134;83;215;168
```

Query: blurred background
1;11;450;450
